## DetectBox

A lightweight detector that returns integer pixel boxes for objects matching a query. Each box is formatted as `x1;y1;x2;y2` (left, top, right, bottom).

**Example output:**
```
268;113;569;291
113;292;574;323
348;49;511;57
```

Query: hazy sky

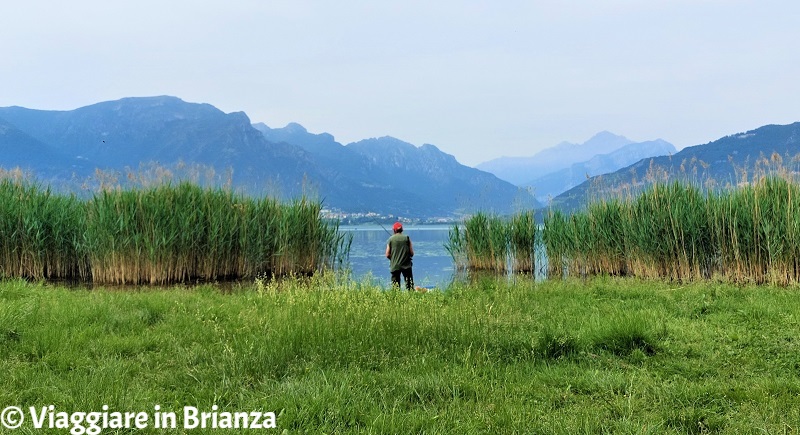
2;1;799;166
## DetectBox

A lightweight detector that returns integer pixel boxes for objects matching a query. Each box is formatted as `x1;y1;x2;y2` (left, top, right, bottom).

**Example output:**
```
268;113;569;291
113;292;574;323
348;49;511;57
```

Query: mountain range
2;95;798;219
0;96;536;218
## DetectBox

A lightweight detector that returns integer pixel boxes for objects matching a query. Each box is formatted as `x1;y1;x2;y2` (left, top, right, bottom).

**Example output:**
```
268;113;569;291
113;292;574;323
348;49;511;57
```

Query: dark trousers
391;268;414;290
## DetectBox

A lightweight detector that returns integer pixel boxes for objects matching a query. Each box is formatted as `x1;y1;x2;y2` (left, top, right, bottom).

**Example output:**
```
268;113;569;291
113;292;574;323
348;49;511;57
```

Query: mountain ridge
0;96;536;218
255;124;538;215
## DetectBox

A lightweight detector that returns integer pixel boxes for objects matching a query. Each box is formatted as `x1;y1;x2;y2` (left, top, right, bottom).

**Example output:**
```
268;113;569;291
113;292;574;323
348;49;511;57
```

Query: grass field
2;275;800;433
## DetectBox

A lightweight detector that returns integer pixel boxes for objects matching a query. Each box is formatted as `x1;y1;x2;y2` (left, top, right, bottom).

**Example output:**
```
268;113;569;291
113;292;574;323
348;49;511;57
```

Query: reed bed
509;210;538;274
444;224;468;271
542;177;800;285
0;180;89;280
446;211;538;273
465;213;508;272
0;180;348;285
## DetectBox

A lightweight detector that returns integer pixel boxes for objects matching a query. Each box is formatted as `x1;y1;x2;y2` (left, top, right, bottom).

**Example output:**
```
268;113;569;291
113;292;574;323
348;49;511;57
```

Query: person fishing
385;221;414;290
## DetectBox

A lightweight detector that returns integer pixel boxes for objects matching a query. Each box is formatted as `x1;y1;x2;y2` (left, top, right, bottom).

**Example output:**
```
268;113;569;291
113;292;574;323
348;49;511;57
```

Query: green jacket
387;233;413;272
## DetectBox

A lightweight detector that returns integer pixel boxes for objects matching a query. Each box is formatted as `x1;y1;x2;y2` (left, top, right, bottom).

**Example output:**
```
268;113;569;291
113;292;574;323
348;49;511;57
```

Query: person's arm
385;243;391;259
409;239;414;257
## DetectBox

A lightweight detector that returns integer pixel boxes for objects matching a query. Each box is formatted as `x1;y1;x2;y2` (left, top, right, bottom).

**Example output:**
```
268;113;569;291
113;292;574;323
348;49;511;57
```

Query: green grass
3;276;800;433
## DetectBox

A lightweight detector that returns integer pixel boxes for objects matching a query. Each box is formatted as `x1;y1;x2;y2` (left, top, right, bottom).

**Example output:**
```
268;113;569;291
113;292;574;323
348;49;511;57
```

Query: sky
2;1;799;167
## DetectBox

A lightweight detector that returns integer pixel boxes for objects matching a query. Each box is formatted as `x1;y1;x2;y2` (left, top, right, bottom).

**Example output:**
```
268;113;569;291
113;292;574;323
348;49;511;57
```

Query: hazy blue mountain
346;137;538;215
0;96;338;205
254;122;341;157
0;116;82;177
551;122;800;212
252;123;539;214
526;139;676;203
476;131;634;185
0;96;535;217
252;121;380;188
251;122;405;213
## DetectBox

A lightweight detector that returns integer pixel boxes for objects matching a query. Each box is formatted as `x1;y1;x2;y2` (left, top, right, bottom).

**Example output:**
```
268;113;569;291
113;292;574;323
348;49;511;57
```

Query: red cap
393;222;403;232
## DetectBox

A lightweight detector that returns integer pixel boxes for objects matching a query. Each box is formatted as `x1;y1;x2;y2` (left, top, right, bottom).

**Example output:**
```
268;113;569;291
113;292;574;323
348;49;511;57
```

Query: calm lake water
339;225;455;288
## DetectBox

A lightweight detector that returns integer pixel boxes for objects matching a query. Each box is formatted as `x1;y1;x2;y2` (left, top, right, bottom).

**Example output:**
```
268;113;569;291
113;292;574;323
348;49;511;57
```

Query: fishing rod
373;219;392;236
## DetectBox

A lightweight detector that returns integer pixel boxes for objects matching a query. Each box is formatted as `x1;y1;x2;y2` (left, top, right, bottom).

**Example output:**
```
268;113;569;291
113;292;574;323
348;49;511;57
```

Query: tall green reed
509;211;537;274
0;179;347;285
542;176;800;285
463;212;507;272
446;211;538;274
0;179;89;280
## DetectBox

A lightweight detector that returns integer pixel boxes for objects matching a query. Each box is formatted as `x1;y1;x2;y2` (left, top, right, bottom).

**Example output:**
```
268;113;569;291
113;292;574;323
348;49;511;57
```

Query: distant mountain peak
284;122;308;133
107;96;204;112
374;136;406;144
588;130;627;141
348;136;416;151
118;95;184;104
582;131;633;148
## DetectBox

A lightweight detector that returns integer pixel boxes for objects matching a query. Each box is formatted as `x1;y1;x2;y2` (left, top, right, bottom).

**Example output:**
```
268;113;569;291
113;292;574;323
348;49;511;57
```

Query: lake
339;225;455;288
